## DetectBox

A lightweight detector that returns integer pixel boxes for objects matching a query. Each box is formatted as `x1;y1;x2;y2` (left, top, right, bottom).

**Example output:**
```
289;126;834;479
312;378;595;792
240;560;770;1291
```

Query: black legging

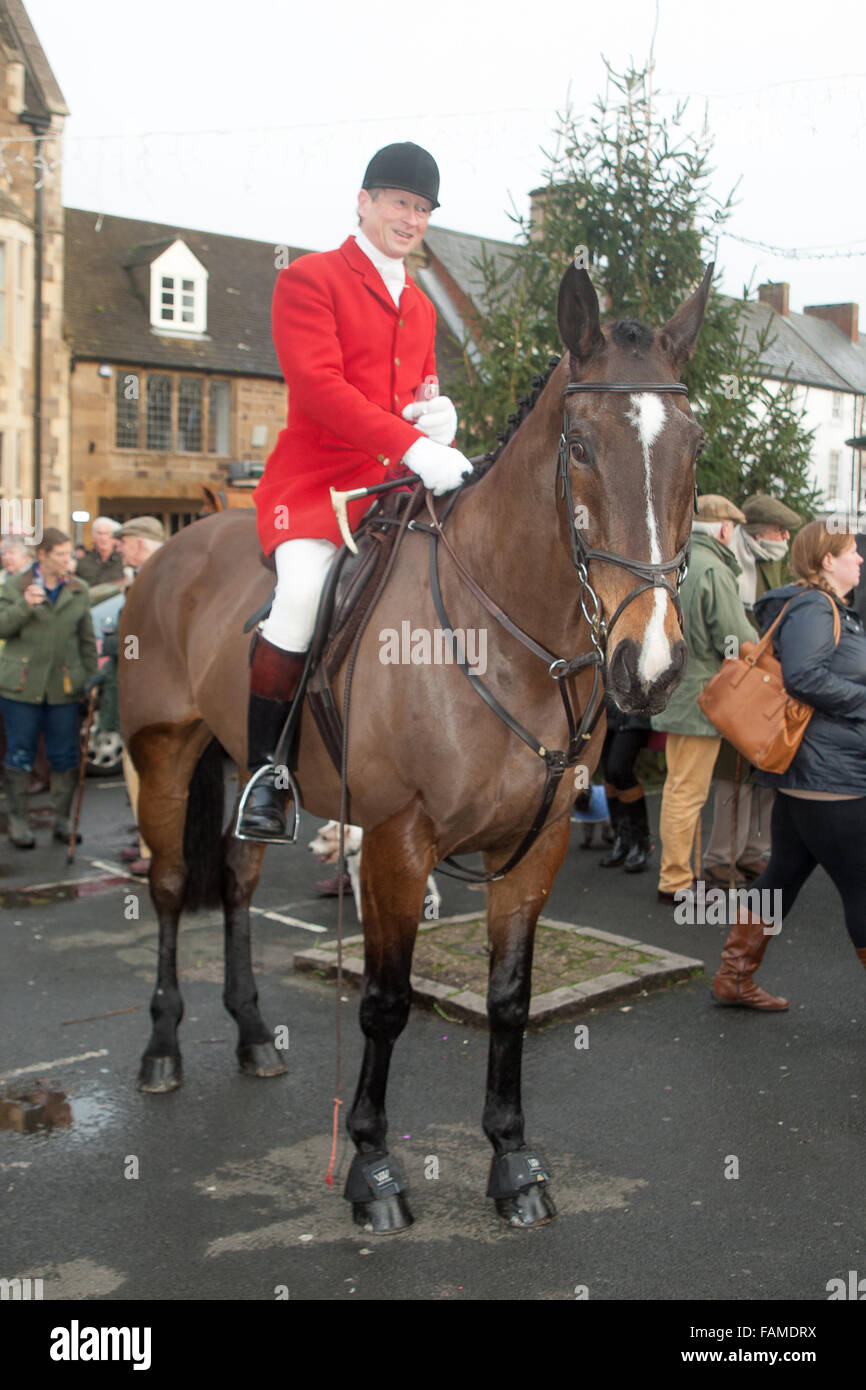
602;729;648;791
752;793;866;949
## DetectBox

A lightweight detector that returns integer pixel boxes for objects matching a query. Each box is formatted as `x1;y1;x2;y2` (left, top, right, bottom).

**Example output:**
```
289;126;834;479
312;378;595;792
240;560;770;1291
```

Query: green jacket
0;565;98;704
652;533;755;738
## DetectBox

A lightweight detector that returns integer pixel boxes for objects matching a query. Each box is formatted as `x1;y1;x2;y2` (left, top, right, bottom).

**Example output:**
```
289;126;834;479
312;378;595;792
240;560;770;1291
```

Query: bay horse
119;263;712;1230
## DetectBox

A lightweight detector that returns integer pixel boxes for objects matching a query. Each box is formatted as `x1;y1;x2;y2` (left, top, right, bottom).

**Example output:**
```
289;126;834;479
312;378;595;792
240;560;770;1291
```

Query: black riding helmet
362;142;440;209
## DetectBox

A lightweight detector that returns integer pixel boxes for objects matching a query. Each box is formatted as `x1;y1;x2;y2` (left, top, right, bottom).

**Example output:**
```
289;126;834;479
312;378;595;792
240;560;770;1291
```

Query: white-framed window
832;392;843;421
827;450;840;500
149;240;208;336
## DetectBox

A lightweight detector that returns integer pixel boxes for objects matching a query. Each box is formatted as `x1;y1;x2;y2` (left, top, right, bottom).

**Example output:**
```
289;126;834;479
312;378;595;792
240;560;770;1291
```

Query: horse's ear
658;263;714;373
557;264;605;367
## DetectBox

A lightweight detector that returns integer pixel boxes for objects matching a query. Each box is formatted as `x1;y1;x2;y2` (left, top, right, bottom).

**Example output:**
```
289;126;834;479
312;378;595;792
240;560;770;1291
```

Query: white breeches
258;537;338;653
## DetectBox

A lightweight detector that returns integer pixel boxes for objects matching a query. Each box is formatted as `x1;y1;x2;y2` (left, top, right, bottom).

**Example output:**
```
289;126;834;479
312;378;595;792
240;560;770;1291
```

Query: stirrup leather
233;763;301;844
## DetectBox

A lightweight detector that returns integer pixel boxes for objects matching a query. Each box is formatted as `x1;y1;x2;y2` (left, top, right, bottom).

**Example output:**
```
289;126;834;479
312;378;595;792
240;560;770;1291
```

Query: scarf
353;229;406;308
732;527;789;606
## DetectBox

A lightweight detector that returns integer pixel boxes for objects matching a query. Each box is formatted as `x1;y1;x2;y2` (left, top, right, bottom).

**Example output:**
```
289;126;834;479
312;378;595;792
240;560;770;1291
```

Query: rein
423;377;694;885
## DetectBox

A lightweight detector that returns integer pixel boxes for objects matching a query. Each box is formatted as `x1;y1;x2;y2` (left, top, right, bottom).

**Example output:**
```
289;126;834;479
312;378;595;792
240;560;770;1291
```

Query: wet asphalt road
1;769;864;1313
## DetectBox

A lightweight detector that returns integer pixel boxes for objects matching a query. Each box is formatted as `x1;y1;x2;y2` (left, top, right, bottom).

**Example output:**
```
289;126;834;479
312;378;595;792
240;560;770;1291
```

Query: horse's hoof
351;1193;414;1234
344;1151;412;1232
495;1183;556;1227
137;1056;182;1092
237;1042;288;1077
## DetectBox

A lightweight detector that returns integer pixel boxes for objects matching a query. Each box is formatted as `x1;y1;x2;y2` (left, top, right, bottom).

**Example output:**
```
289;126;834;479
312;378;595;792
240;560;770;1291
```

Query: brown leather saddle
244;488;424;777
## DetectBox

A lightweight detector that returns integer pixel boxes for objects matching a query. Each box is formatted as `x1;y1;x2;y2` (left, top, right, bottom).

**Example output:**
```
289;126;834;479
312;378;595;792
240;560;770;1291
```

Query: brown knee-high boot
712;911;789;1011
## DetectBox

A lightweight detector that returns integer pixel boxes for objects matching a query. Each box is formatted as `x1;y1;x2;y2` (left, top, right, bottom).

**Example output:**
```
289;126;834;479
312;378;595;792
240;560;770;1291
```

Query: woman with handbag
711;520;866;1009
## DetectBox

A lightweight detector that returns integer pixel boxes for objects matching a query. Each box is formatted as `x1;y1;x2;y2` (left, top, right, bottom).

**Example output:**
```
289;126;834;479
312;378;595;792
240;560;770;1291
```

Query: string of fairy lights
0;81;864;264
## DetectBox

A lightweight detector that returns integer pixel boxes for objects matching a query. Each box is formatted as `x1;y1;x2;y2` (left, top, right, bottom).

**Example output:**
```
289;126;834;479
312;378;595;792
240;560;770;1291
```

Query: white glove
402;437;474;496
401;394;458;446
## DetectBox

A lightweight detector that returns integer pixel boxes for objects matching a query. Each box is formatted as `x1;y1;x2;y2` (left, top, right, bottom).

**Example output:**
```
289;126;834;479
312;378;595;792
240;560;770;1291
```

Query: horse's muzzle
605;636;687;716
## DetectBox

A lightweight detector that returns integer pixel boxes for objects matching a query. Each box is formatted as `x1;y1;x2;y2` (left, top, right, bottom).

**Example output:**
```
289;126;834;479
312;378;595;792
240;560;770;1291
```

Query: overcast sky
22;0;866;319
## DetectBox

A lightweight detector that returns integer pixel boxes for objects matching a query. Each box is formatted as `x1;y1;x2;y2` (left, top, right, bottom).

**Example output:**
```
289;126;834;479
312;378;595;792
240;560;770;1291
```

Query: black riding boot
623;796;650;873
599;795;629;868
237;635;305;841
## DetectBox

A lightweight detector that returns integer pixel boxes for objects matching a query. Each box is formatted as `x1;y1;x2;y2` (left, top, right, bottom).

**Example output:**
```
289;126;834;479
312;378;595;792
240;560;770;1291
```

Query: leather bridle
418;377;698;883
558;381;696;660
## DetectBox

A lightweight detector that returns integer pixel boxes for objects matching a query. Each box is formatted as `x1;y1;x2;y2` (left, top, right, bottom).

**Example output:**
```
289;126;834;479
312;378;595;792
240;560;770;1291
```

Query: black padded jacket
753;584;866;796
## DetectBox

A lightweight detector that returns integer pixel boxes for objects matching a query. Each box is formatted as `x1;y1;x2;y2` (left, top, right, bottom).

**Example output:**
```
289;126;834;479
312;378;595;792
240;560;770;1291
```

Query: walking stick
68;686;98;864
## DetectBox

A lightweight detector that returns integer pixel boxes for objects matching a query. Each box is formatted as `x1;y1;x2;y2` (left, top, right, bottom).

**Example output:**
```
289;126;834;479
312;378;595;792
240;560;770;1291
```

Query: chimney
804;302;859;344
758;282;790;317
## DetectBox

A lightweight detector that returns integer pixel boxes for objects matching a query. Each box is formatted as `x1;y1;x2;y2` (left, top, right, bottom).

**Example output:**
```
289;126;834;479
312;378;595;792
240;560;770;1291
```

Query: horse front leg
221;833;288;1077
483;814;571;1226
344;800;434;1233
134;724;209;1093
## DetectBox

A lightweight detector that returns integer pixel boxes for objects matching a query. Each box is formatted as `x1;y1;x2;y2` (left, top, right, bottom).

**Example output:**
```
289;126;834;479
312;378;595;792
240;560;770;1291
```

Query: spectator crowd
2;494;865;1011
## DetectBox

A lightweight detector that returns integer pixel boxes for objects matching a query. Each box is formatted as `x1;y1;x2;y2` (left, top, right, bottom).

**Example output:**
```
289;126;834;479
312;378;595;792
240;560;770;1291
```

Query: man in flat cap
703;493;801;887
115;516;166;592
652;496;757;904
242;141;474;840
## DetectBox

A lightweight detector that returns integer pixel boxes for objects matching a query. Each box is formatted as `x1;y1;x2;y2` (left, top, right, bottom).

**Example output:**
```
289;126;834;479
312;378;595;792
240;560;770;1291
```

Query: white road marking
627;393;672;684
89;859;137;878
0;1049;109;1081
250;907;327;934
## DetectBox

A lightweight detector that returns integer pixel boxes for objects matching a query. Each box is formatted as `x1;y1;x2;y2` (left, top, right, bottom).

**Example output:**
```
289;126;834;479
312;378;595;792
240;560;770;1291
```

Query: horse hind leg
344;800;434;1234
221;831;287;1078
482;815;571;1227
138;725;286;1085
133;721;212;1093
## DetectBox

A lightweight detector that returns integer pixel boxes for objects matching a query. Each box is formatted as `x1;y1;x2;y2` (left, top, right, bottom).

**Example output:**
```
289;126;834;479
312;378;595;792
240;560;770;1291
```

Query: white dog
309;820;441;923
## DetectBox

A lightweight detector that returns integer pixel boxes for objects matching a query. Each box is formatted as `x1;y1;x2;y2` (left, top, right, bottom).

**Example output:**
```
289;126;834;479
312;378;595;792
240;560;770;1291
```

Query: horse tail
182;737;226;912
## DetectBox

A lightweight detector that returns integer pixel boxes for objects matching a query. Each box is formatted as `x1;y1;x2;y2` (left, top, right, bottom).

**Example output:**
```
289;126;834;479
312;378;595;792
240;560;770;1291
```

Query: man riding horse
240;141;474;841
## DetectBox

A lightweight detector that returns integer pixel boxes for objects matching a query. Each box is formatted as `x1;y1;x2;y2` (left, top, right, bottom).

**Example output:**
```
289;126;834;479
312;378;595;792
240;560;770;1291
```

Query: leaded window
177;378;203;452
146;374;172;450
207;380;230;454
115;373;140;448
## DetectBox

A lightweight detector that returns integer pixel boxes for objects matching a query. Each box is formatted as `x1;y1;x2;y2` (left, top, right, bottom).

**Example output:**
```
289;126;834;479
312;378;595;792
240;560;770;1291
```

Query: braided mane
471;355;562;479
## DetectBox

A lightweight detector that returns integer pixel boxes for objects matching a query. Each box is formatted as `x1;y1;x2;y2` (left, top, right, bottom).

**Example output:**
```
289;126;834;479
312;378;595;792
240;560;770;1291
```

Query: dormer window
159;274;198;326
149;240;208;336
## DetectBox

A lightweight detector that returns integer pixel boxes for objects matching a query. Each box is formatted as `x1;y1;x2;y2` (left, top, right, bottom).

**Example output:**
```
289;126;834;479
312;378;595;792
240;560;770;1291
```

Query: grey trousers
703;779;774;870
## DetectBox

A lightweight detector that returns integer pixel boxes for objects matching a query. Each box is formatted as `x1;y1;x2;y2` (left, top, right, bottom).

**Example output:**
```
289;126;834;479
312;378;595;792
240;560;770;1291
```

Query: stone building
64;210;308;534
0;0;68;536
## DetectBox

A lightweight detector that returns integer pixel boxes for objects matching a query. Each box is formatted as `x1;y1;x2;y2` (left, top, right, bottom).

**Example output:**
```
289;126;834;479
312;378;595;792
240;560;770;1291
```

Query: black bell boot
599;795;629;868
623;797;651;873
236;635;306;842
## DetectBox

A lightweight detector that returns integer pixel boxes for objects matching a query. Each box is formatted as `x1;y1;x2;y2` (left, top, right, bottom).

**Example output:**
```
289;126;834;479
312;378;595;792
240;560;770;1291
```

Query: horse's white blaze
627;393;672;684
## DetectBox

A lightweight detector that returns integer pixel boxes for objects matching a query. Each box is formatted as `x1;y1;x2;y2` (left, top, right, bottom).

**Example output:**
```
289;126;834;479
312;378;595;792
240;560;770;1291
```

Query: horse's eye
570;441;587;463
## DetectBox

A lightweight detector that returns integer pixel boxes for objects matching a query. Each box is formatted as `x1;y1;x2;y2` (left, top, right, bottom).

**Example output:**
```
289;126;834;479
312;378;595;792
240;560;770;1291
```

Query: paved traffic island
294;913;703;1025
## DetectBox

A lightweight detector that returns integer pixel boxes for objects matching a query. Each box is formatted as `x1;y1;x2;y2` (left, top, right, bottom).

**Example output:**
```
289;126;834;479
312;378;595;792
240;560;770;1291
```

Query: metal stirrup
233;764;301;844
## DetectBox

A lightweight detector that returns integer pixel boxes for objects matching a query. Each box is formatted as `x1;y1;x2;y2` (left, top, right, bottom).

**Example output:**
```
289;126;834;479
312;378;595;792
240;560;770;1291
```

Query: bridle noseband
558;381;695;657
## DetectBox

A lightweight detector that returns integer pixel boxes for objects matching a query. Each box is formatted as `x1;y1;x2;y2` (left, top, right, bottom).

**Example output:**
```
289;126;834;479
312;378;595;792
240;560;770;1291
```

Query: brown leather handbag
697;593;841;773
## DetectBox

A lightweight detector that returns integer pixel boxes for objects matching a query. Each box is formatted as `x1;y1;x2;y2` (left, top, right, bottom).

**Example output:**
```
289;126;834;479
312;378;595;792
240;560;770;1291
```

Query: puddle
0;876;131;909
0;1083;121;1139
0;1089;73;1133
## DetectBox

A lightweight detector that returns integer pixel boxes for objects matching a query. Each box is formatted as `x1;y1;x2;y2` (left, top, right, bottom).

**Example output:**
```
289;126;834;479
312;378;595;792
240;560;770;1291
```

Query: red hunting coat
254;236;437;555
